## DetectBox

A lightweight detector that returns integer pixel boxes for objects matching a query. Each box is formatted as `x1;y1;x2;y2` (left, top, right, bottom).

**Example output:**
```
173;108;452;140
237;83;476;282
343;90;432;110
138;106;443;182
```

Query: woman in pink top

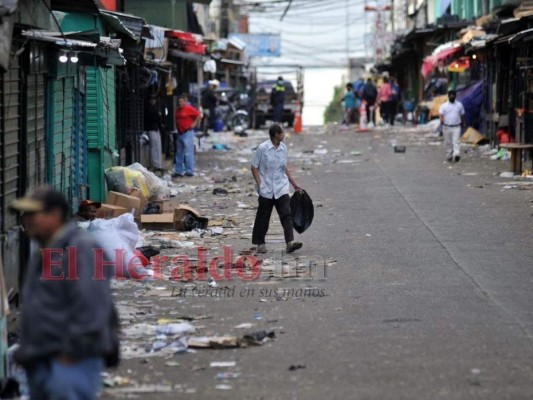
378;77;392;125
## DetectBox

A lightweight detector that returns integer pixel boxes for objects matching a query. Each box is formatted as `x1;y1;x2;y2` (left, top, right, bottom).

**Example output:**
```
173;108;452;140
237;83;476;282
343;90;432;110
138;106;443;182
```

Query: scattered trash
213;188;229;196
215;384;233;390
394;145;406;153
210;361;237;368
242;330;275;345
254;312;263;320
234;323;254;329
190;336;240;349
213;144;230;150
208;277;218;288
164;361;181;368
499;172;515;178
314;148;328;155
350;150;362;156
155;322;195;336
216;372;240;380
288;364;306;371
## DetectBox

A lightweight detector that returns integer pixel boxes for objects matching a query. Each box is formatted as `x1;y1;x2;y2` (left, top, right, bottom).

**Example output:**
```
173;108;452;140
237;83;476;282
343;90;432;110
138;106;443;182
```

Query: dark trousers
273;103;284;123
389;100;398;125
252;194;294;245
366;102;376;125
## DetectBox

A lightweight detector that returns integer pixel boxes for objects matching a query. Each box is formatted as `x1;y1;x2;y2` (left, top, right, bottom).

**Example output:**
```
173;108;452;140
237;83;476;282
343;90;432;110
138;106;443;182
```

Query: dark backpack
363;84;377;102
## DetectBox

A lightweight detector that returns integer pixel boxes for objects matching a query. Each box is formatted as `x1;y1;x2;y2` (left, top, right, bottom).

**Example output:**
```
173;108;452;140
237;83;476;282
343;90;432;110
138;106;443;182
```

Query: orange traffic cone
293;101;302;134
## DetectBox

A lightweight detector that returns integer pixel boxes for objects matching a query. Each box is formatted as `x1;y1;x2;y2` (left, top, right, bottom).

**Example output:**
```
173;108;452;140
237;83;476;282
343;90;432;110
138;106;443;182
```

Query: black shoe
184;173;194;177
447;156;453;162
454;156;460;162
172;173;183;179
286;241;303;253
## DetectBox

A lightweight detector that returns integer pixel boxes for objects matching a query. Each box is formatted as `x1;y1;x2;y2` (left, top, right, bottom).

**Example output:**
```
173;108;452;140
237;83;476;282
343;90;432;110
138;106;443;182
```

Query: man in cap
10;186;119;399
72;200;102;222
201;79;219;137
439;89;465;162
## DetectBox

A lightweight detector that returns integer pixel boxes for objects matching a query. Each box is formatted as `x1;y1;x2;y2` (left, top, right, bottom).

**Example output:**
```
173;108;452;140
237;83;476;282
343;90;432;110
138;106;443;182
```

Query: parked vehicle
214;88;250;136
253;80;300;129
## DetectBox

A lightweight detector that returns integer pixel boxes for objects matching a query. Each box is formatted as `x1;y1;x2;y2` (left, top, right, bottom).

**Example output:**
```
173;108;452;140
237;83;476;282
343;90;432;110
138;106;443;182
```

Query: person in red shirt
174;95;201;178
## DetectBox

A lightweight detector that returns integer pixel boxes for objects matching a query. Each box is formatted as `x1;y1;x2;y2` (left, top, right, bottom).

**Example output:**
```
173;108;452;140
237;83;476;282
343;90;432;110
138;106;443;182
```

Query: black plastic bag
290;190;314;234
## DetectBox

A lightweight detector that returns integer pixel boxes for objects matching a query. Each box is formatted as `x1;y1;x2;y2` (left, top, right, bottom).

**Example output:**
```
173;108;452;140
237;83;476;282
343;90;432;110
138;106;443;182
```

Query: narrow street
103;124;533;399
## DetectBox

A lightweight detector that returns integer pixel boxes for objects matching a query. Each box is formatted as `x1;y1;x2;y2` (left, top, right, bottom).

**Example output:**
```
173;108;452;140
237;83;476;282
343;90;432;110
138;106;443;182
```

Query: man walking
251;124;303;254
439;89;465;162
10;186;119;400
361;78;377;126
174;95;201;178
270;76;285;123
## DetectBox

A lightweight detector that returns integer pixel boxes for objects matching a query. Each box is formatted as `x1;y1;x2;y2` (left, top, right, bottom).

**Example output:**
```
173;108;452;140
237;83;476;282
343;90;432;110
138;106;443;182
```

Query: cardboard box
97;204;129;219
128;188;148;219
106;191;141;217
174;205;209;231
141;214;175;230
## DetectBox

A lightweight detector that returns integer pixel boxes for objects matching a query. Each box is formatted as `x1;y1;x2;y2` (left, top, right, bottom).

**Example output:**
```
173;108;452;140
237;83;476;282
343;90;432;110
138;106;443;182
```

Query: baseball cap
79;200;102;209
208;79;220;86
10;186;69;214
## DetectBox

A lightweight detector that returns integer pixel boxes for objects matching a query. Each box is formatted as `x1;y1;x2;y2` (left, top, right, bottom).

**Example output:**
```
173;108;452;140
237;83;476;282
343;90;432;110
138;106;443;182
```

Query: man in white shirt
439;89;465;162
251;124;303;254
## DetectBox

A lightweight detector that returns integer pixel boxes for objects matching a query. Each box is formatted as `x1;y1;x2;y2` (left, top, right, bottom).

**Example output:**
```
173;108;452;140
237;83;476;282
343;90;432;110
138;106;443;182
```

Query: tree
324;85;344;124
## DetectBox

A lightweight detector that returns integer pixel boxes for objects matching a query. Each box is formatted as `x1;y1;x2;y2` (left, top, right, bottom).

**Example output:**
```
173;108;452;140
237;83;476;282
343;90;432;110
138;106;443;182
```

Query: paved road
108;125;533;399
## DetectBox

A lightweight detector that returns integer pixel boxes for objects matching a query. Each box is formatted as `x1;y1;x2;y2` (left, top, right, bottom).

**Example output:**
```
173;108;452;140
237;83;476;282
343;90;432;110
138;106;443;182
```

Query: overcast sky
245;0;375;124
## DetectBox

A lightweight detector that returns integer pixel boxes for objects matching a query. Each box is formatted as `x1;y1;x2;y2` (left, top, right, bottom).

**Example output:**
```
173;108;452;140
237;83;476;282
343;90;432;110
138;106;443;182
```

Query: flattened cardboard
97;204;128;219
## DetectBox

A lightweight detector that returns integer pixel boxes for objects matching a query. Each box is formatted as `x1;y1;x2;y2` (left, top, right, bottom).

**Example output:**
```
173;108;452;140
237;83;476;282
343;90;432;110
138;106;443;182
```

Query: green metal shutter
24;73;47;190
0;56;20;232
72;69;87;209
47;76;75;203
86;66;116;202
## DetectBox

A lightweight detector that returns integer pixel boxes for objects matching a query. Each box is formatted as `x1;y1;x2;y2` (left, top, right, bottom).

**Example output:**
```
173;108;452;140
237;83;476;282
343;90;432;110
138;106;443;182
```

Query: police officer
270;76;285;123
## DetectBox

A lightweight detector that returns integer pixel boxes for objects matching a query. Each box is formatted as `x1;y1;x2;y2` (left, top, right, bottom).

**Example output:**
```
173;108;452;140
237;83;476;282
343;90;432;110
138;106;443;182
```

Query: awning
21;30;126;66
422;41;463;78
100;10;149;42
447;57;470;73
50;0;100;14
510;28;533;43
169;49;205;63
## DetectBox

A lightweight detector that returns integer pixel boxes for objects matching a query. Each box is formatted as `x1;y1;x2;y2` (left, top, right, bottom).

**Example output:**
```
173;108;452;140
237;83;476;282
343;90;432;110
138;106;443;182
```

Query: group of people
142;91;203;179
340;76;401;127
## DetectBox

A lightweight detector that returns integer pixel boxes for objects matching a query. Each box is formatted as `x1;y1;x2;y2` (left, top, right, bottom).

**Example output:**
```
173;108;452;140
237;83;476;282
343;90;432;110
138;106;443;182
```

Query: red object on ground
497;129;510;144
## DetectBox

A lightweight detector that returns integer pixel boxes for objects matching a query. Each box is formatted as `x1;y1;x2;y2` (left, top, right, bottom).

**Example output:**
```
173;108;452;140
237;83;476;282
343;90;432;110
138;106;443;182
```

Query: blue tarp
457;81;483;130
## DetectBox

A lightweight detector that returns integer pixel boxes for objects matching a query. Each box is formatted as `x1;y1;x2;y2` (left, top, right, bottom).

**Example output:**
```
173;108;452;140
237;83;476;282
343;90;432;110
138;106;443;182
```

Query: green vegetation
324;84;344;124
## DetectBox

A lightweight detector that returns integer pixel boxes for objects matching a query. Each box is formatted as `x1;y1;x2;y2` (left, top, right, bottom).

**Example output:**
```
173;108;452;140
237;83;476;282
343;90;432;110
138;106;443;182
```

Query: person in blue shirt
341;83;357;125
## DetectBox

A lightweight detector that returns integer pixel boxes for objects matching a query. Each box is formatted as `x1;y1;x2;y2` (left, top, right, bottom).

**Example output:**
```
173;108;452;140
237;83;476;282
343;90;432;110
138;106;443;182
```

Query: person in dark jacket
201;79;219;136
10;186;119;400
270;76;285;123
144;95;164;173
361;78;378;126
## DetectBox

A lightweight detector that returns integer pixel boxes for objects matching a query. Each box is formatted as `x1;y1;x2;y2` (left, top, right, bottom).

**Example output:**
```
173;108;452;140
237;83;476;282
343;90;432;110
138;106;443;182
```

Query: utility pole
220;0;230;38
364;0;392;63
